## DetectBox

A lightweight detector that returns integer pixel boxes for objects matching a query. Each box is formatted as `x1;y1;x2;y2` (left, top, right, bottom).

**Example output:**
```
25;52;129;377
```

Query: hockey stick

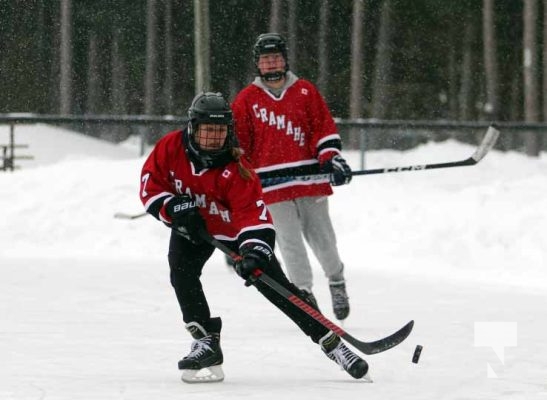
260;125;500;187
113;211;148;220
198;228;414;355
114;127;498;218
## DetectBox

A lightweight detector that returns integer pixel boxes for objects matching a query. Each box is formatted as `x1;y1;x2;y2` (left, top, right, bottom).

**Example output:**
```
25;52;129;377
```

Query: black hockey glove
320;155;352;186
235;244;273;286
166;195;205;242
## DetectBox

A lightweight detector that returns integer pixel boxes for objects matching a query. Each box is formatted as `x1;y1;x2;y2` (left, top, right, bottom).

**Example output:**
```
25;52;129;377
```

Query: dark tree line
0;0;545;153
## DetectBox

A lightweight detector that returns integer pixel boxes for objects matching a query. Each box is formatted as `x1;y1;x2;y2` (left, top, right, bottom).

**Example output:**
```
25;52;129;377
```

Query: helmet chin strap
261;71;286;82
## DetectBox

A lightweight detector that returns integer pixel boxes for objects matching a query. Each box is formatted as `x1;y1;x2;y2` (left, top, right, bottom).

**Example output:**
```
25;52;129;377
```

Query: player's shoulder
217;159;258;183
156;129;183;146
150;130;185;160
164;129;184;141
235;83;261;99
292;78;319;94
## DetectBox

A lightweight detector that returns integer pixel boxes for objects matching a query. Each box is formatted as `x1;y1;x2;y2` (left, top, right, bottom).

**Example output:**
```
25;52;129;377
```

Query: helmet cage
185;92;238;169
253;33;289;81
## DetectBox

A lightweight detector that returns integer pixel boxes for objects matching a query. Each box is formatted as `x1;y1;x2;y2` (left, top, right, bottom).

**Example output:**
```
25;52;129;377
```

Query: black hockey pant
167;229;330;342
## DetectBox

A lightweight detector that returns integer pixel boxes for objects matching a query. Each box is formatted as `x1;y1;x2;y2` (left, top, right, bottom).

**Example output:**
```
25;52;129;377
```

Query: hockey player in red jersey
232;33;353;321
139;92;370;383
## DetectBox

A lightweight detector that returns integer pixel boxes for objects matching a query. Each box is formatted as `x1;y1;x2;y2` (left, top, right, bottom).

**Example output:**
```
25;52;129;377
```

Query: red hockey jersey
232;77;342;205
139;129;275;249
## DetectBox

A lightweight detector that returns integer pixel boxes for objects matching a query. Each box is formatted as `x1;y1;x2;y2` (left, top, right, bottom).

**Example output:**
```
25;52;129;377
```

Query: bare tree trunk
371;0;393;119
543;0;547;121
509;68;522;120
447;23;459;119
317;0;330;95
522;0;540;156
111;29;129;142
245;11;262;83
0;9;11;93
36;0;48;112
86;33;100;114
269;0;283;33
142;0;159;149
287;0;297;71
59;0;72;114
349;0;364;116
482;0;499;120
144;0;158;114
503;69;521;149
111;30;127;115
48;9;60;114
164;0;174;114
194;0;211;94
348;0;365;149
459;12;477;120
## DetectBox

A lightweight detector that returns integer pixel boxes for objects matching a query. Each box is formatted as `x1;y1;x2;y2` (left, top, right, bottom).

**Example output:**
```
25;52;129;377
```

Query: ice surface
1;124;546;399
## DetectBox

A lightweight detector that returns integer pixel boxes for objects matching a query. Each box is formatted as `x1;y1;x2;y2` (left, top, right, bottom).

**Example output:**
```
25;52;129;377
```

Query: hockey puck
412;345;423;363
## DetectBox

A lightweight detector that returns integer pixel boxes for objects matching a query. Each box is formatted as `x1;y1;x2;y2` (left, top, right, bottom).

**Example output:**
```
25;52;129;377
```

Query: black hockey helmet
184;92;238;169
253;32;289;81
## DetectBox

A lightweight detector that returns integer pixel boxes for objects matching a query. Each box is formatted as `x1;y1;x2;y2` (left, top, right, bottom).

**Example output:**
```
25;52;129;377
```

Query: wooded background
0;0;545;153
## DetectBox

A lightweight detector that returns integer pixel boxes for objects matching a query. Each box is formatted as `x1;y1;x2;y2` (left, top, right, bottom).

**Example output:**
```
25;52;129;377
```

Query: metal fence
1;113;546;171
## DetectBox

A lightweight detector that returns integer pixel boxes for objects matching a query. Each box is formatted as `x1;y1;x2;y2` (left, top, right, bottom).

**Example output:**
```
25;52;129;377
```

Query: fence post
1;146;6;171
139;125;146;157
359;127;366;169
9;123;15;171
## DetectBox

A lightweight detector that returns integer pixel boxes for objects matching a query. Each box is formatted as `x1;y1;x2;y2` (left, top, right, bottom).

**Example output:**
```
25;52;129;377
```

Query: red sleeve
304;82;341;164
139;131;179;224
223;160;275;251
232;88;255;165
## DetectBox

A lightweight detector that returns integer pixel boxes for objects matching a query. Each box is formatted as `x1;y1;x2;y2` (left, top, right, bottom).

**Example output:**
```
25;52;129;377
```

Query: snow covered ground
1;124;546;399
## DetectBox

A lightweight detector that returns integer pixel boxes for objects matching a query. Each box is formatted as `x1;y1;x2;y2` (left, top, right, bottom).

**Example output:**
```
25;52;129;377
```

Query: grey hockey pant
268;196;344;292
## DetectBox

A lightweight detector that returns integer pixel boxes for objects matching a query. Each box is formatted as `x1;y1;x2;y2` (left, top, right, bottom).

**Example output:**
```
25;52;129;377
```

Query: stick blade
346;320;414;355
471;125;500;163
113;211;147;220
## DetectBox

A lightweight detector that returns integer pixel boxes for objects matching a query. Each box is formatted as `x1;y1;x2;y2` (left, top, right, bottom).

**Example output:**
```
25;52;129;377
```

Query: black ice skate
178;318;224;383
319;331;372;382
329;280;350;320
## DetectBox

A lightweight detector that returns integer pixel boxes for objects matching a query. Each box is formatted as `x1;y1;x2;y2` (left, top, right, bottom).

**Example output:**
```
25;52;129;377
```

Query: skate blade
362;372;373;383
181;365;224;383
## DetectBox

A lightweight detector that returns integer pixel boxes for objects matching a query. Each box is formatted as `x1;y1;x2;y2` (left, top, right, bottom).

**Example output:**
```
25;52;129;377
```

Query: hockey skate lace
329;343;359;370
186;337;213;360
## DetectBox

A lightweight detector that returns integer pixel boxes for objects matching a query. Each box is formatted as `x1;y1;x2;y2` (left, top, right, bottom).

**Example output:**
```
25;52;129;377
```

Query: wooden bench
1;143;34;171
